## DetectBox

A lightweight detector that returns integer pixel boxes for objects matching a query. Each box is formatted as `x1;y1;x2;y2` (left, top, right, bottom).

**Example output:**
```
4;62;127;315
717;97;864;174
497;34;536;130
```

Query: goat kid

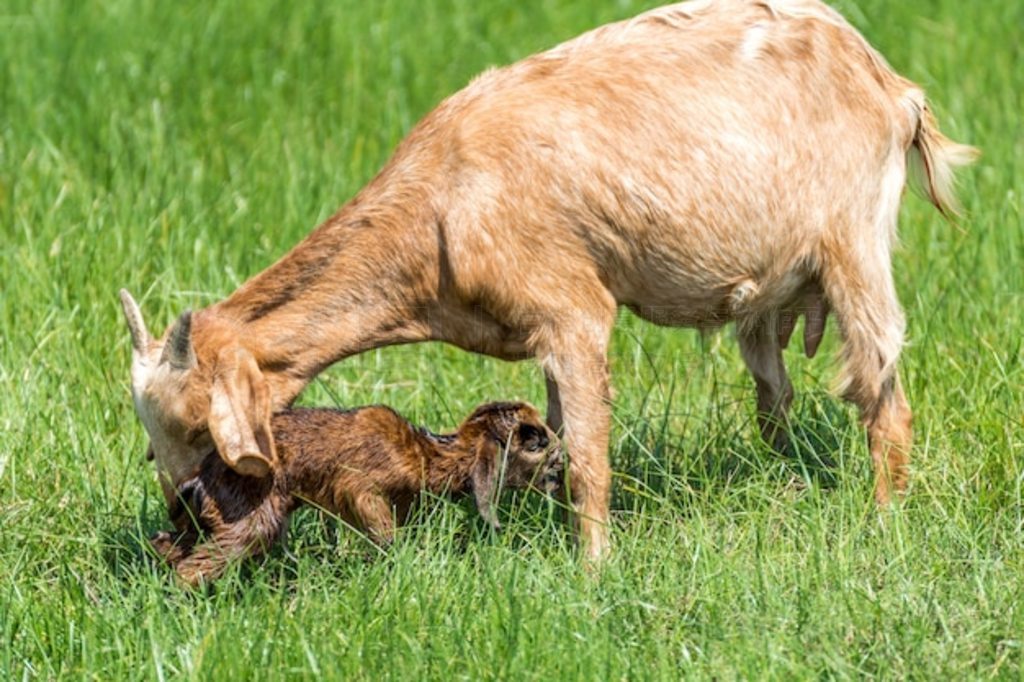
150;402;562;585
122;0;976;561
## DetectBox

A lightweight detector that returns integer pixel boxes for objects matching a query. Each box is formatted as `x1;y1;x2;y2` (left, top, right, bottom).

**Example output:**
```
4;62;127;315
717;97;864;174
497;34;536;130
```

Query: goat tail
905;94;979;217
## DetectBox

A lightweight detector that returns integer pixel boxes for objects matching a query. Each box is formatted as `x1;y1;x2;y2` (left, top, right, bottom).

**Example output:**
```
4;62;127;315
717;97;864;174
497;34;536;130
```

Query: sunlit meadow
1;0;1020;678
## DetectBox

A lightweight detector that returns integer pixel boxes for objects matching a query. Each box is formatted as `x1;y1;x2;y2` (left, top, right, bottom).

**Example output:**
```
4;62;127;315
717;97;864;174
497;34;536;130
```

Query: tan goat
121;0;976;561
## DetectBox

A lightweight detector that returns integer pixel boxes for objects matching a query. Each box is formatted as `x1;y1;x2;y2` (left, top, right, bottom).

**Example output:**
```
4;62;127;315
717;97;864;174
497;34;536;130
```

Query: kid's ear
516;422;548;451
208;348;277;478
470;439;501;530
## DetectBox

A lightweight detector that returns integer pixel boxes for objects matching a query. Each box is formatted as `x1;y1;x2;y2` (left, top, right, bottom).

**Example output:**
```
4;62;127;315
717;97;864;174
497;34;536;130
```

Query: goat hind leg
351;493;396;547
821;249;912;504
739;317;794;452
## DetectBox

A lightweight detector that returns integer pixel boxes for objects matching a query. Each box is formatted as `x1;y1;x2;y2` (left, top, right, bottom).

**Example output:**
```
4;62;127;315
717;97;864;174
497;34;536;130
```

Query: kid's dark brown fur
151;401;561;586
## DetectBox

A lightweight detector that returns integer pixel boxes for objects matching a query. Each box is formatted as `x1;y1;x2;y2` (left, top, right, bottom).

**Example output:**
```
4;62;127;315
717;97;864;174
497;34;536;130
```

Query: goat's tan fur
122;0;975;559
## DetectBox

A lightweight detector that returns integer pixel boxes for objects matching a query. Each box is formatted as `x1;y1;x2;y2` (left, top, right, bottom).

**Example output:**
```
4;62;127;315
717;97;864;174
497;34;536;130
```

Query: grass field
1;0;1021;678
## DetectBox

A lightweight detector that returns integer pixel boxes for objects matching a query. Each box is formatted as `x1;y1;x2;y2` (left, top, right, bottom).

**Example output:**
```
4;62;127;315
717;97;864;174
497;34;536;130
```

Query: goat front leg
536;309;615;563
149;529;197;565
171;541;244;587
167;493;286;587
171;513;285;587
148;524;228;587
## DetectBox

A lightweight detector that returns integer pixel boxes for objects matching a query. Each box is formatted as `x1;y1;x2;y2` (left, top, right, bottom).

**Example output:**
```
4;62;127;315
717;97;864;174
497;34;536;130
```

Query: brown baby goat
150;401;561;585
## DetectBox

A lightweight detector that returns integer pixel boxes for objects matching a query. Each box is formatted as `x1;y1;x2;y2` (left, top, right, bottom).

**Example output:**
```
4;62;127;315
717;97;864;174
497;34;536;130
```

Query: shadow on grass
98;491;175;585
610;393;857;514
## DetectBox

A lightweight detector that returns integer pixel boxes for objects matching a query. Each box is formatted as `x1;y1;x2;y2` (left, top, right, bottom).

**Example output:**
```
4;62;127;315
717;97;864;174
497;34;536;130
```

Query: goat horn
160;310;196;370
119;289;151;354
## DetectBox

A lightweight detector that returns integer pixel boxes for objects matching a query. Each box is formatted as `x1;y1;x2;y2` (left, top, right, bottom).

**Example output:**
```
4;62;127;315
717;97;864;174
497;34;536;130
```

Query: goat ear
208;348;276;478
470;439;501;530
119;289;151;355
160;310;197;371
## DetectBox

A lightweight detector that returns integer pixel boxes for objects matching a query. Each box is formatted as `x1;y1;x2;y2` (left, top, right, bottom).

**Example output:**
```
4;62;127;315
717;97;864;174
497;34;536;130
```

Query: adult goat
121;0;976;560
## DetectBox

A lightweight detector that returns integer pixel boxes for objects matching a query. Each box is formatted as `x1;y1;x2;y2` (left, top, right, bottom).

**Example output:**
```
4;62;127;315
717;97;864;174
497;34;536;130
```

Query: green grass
1;0;1021;678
